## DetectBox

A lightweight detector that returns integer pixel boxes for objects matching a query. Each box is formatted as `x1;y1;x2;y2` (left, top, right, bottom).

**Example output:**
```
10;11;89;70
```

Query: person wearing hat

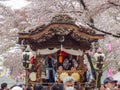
11;86;22;90
104;77;117;90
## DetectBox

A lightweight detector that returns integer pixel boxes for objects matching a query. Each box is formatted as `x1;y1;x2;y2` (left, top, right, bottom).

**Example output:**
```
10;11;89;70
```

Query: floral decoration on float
60;72;68;81
71;72;80;82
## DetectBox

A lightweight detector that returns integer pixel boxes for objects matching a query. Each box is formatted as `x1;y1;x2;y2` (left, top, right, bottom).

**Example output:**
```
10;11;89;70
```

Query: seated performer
63;54;78;70
71;62;78;70
83;64;93;83
58;66;63;71
45;54;57;82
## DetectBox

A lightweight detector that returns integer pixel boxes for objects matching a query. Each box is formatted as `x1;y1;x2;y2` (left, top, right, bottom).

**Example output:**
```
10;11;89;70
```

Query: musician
63;54;78;70
45;54;57;82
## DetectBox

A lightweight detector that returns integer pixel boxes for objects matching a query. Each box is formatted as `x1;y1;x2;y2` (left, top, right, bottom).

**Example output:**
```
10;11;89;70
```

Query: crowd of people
0;82;43;90
99;77;120;90
0;76;76;90
0;76;120;90
0;83;23;90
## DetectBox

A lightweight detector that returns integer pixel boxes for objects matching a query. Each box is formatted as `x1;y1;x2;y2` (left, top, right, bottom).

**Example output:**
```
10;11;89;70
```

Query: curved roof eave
19;23;104;40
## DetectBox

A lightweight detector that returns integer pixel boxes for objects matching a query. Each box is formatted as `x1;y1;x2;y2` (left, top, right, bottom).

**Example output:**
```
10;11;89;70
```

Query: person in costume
45;54;57;82
63;54;78;70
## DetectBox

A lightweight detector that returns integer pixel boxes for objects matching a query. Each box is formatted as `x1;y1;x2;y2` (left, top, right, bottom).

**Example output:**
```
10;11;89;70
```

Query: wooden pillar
36;55;42;83
77;56;84;70
77;55;84;89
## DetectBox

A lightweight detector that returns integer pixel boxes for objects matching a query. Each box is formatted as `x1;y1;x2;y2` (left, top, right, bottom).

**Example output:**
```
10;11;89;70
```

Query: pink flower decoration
107;68;113;77
108;43;112;52
97;47;102;52
89;50;93;56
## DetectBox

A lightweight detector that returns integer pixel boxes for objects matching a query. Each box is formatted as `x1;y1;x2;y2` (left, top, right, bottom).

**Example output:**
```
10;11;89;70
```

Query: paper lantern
108;43;112;52
58;50;67;63
22;50;35;69
59;50;67;57
59;55;63;63
94;52;105;69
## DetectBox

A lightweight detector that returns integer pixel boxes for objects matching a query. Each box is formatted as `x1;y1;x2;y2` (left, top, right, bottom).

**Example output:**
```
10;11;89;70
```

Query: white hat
63;76;74;84
11;86;22;90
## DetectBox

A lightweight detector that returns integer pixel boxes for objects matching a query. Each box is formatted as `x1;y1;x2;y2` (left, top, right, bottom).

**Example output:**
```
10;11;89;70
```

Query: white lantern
94;52;105;70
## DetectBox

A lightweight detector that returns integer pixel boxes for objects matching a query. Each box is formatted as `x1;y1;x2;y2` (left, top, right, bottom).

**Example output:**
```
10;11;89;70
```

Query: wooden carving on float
51;14;75;23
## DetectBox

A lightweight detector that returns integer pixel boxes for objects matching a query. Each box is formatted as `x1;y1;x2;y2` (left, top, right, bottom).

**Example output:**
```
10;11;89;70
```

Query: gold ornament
71;73;80;82
60;72;68;81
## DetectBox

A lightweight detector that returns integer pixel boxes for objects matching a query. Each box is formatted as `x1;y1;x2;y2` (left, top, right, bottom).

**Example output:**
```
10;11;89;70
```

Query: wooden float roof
18;14;104;50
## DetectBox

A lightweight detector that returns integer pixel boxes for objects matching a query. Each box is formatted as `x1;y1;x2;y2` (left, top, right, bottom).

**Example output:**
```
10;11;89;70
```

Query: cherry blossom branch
87;23;120;38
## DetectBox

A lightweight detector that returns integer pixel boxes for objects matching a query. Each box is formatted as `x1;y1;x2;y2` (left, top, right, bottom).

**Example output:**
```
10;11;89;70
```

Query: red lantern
59;55;63;63
58;50;63;63
58;50;68;63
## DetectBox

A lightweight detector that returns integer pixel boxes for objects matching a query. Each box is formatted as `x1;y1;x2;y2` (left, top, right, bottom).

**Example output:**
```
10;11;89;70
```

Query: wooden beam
19;23;104;40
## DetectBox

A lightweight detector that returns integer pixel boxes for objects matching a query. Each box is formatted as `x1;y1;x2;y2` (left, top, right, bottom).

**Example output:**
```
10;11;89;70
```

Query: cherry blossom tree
0;0;120;86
